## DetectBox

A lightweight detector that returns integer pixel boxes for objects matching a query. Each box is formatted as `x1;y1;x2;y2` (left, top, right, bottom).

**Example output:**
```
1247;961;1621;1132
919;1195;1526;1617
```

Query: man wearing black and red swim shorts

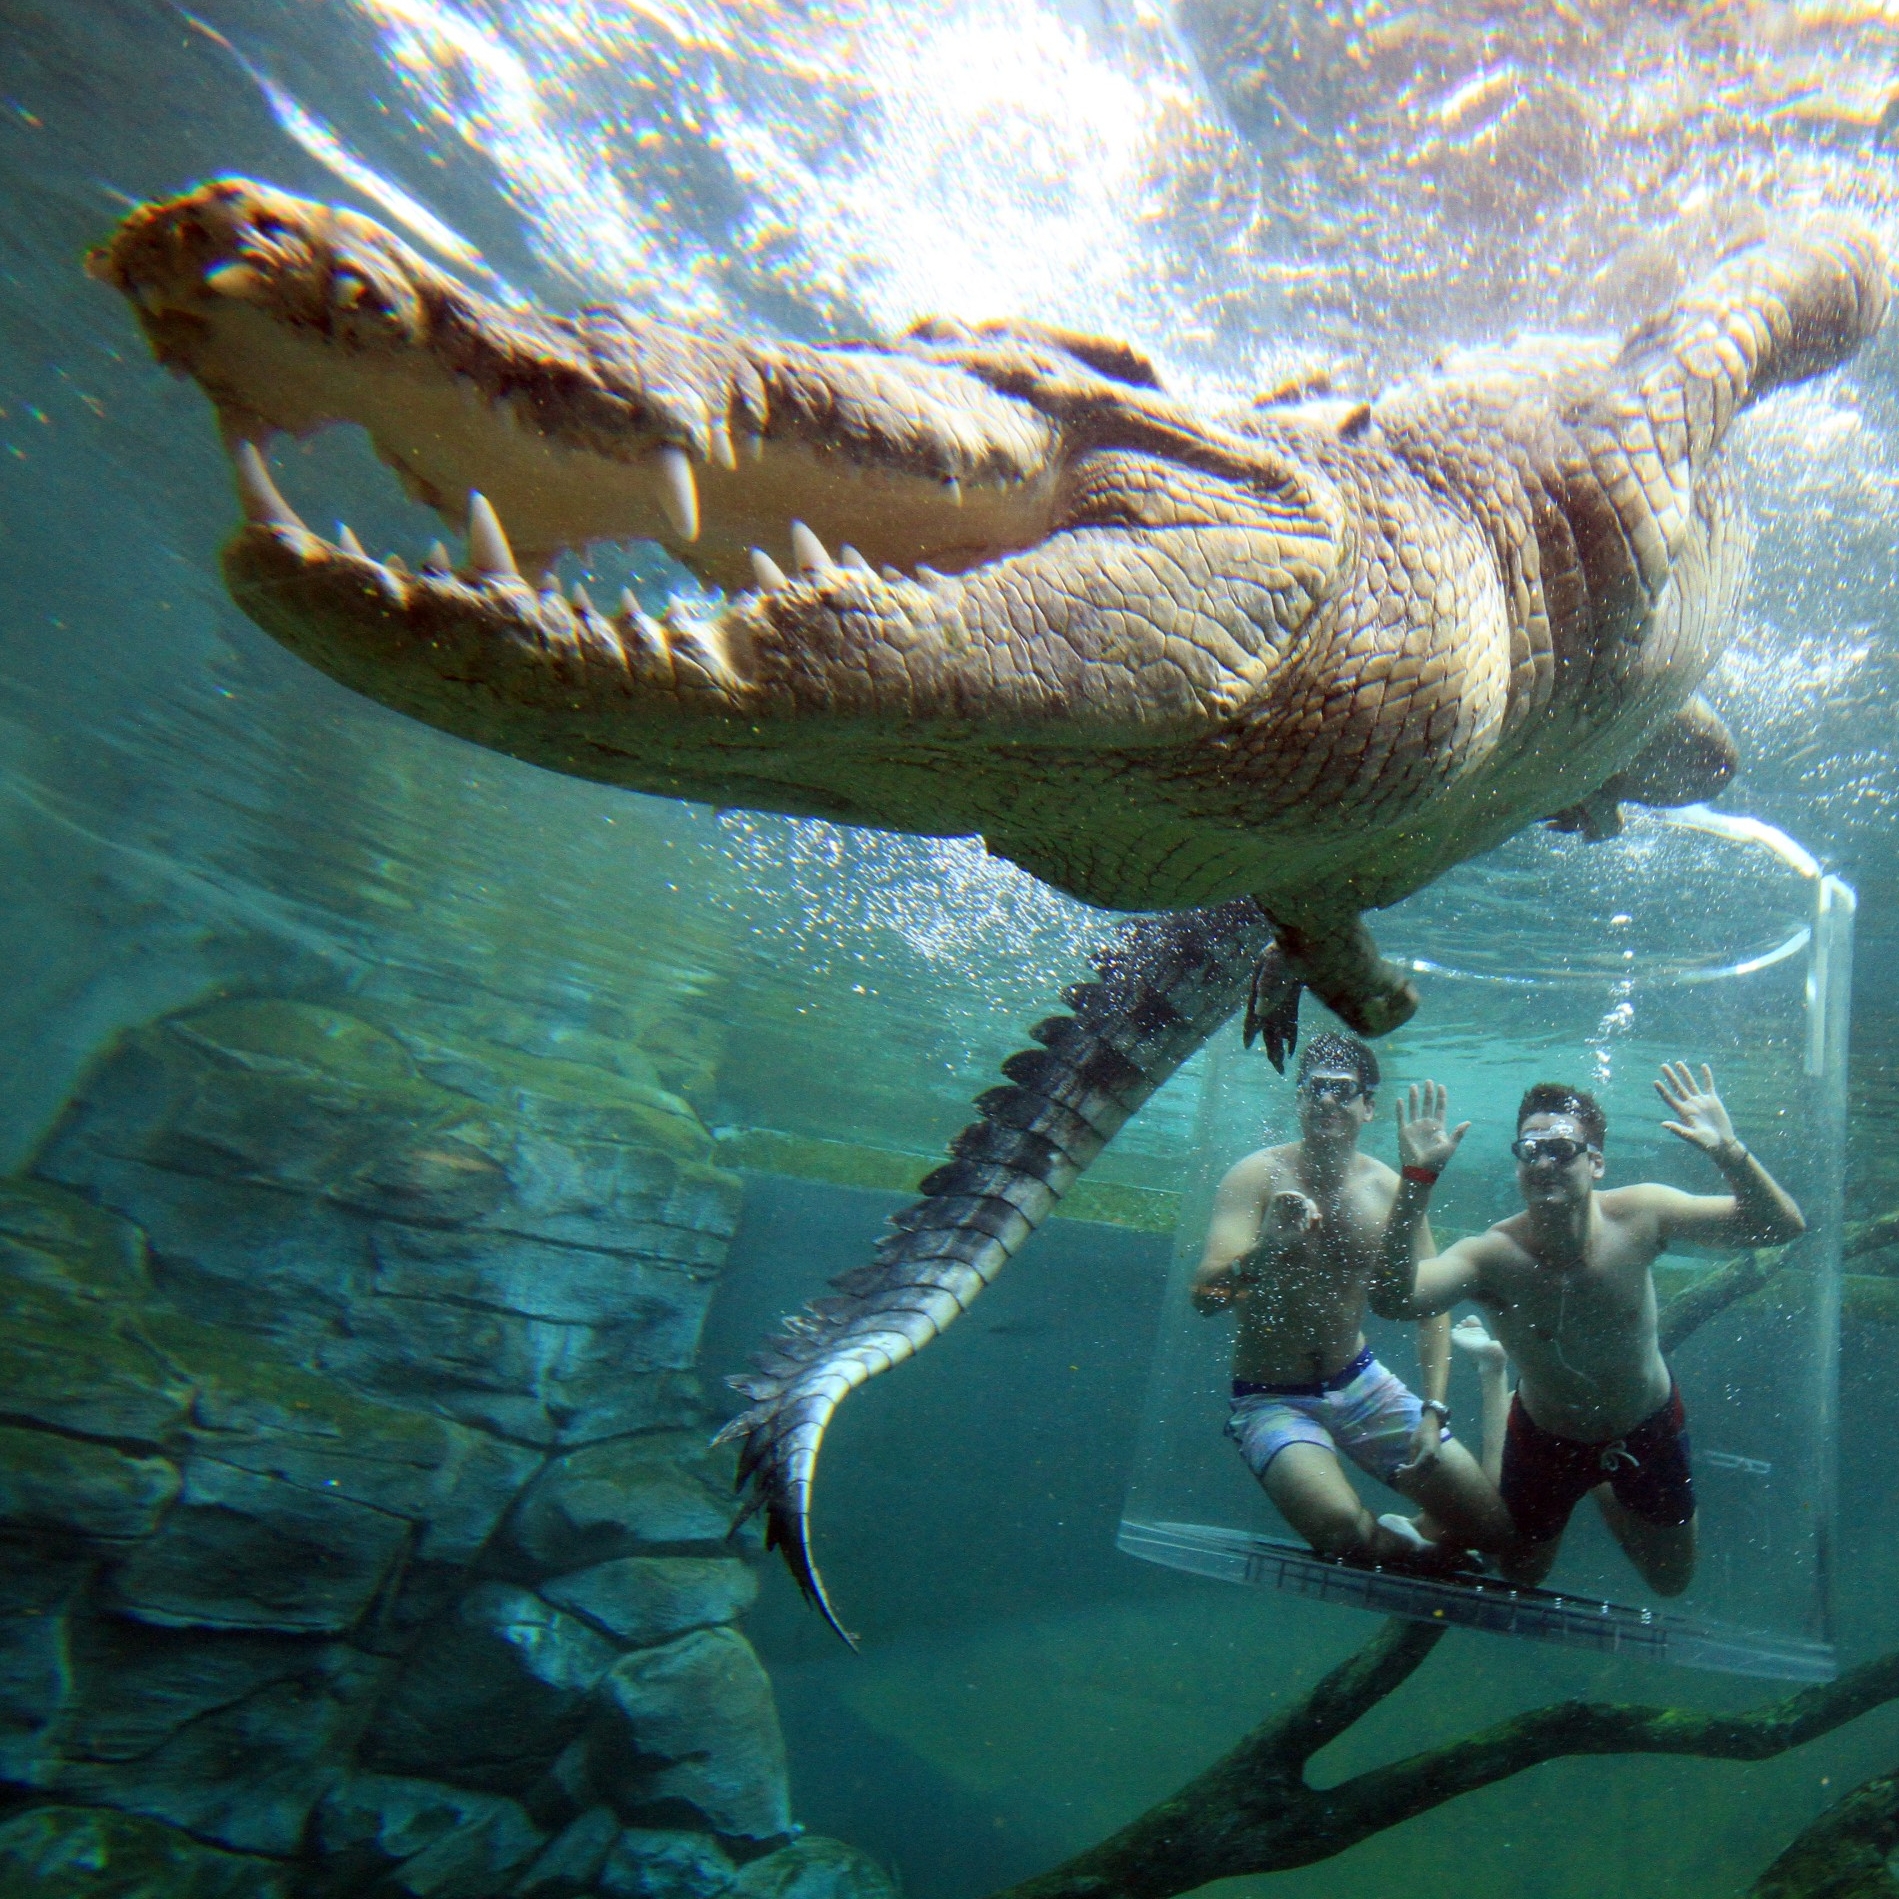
1371;1064;1805;1597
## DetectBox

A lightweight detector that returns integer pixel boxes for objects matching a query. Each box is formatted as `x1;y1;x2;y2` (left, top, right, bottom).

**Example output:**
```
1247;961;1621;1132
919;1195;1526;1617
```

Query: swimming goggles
1510;1135;1599;1166
1300;1076;1366;1104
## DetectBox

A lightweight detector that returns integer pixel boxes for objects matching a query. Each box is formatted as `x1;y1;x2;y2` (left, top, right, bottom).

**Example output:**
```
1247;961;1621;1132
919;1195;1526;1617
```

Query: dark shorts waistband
1233;1343;1376;1402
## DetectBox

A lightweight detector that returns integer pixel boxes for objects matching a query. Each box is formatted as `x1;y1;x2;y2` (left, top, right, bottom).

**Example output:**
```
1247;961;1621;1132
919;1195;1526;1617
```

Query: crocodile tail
715;897;1278;1644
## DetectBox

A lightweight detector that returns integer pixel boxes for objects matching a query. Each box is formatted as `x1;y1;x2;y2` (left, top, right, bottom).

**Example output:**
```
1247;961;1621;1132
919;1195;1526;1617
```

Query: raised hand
1395;1081;1470;1178
1654;1060;1738;1155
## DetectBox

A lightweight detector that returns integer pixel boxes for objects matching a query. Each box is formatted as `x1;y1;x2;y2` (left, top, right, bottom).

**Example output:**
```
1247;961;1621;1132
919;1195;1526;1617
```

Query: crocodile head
86;181;1399;911
91;180;1887;1021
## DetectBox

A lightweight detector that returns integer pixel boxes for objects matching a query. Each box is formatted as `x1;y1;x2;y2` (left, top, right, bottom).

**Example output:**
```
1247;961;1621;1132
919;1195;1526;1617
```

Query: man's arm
1412;1214;1451;1406
1650;1061;1807;1249
1370;1083;1484;1319
1416;1312;1452;1409
1190;1154;1300;1315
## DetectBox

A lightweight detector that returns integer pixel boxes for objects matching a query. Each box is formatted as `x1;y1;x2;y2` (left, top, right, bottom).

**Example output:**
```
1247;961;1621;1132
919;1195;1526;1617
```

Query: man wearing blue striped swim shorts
1192;1031;1514;1571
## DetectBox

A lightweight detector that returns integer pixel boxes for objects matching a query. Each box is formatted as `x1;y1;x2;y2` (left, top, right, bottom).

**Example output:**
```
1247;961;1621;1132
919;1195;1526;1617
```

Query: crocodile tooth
750;548;788;593
709;422;738;471
422;541;452;574
840;544;873;572
384;553;410;575
677;621;730;675
653;445;700;542
741;432;765;462
881;565;904;582
537;571;560;596
619;593;669;658
231;441;306;531
569;581;595;615
336;523;366;557
789;520;834;573
466;492;520;579
943;477;962;505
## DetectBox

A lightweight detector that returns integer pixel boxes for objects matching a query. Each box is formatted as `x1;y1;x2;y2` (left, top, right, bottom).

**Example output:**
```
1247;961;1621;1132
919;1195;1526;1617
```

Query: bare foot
1371;1515;1480;1574
1452;1314;1508;1375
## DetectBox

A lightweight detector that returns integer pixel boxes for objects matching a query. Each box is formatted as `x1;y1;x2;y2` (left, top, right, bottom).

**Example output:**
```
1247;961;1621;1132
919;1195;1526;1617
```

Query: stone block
542;1557;757;1647
0;1176;151;1300
507;1435;738;1574
107;1455;411;1634
369;1224;713;1334
49;1641;380;1855
314;1775;544;1898
48;1155;371;1338
586;1628;789;1842
40;1003;457;1200
390;1032;713;1163
0;1541;86;1780
367;1583;618;1792
728;1838;899;1899
0;1273;192;1445
166;1341;540;1566
380;1798;545;1898
0;1422;179;1539
597;1827;735;1899
512;1804;621;1898
0;1803;295;1898
315;1300;700;1446
57;1620;344;1765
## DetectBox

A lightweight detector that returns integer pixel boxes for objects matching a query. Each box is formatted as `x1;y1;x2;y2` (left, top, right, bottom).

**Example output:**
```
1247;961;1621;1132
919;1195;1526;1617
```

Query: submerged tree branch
1747;1761;1899;1898
986;1232;1894;1899
1658;1244;1789;1355
988;1643;1899;1899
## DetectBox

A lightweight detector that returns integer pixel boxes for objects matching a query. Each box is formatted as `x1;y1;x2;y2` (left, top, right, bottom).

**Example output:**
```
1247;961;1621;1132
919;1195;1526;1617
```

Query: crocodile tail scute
715;897;1278;1643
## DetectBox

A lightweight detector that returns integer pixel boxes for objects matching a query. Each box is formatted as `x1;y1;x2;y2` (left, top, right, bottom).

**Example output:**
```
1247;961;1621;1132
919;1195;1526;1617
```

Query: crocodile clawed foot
1242;943;1302;1073
1339;972;1420;1039
1267;915;1419;1045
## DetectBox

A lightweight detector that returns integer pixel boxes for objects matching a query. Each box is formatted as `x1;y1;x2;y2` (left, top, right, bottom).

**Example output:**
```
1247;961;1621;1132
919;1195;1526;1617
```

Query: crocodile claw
1243;943;1302;1073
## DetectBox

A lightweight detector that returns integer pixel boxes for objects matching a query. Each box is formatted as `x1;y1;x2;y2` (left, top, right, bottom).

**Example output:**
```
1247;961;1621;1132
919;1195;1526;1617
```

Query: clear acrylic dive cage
1120;808;1852;1682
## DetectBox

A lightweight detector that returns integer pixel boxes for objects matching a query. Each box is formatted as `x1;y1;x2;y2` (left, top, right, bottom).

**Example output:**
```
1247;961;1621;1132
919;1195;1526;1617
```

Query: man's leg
1452;1315;1512;1486
1390;1437;1515;1556
1499;1533;1563;1587
1410;1320;1514;1544
1595;1491;1697;1597
1264;1443;1465;1567
1494;1395;1587;1587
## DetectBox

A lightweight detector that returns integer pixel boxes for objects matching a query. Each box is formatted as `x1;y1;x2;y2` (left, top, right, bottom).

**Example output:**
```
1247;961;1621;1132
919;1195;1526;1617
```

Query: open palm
1654;1061;1736;1153
1395;1082;1470;1175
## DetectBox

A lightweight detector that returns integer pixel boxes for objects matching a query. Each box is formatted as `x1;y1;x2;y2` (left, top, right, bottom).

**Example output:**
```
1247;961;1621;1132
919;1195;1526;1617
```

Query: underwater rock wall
0;991;894;1898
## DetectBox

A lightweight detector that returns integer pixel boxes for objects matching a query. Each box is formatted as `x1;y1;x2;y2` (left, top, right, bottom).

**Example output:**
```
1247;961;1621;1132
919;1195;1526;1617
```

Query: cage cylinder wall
1119;811;1851;1681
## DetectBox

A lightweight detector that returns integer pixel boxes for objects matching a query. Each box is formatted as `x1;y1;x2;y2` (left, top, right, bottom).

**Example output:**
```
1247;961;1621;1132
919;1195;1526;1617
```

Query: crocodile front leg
717;898;1277;1643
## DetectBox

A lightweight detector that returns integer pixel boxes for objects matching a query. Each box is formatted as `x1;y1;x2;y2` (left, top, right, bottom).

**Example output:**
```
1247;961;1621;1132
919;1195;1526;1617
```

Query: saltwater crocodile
94;181;1885;1638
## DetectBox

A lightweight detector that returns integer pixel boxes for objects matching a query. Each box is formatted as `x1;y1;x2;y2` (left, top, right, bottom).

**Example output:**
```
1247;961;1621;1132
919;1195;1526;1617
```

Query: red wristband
1401;1165;1440;1186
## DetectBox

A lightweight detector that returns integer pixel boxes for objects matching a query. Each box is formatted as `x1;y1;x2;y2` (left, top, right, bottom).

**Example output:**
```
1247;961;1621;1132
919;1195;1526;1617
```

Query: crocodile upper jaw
93;177;1064;590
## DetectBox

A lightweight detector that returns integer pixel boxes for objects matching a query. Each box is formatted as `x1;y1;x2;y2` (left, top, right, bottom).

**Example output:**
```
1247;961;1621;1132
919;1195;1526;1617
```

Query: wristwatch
1419;1398;1450;1425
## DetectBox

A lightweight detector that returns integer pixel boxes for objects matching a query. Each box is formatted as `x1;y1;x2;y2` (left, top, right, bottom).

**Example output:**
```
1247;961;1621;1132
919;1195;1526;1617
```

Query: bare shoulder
1472;1215;1538;1273
1598;1181;1686;1229
1218;1145;1291;1195
1357;1150;1400;1185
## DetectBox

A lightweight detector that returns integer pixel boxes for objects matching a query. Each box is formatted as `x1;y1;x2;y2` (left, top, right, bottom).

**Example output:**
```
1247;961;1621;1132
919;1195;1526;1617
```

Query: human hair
1517;1083;1606;1148
1297;1031;1380;1095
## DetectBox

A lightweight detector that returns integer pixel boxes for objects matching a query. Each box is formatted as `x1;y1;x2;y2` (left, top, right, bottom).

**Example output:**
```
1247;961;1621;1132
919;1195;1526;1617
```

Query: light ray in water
178;9;494;277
